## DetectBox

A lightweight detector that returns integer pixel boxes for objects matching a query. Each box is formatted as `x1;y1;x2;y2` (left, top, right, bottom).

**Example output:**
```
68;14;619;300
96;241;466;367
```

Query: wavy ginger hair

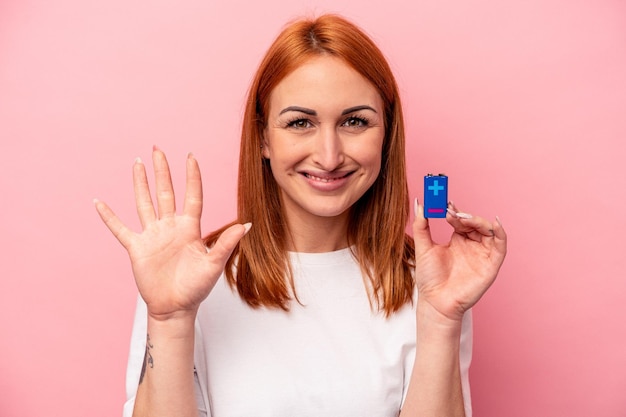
205;14;415;316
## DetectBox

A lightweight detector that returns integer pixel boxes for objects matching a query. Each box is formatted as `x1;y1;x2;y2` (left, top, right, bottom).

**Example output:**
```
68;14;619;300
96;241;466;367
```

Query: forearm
400;302;465;417
132;313;199;417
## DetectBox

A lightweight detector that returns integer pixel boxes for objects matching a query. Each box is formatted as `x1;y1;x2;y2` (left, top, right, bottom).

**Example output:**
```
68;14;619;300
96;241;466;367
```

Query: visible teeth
306;173;338;182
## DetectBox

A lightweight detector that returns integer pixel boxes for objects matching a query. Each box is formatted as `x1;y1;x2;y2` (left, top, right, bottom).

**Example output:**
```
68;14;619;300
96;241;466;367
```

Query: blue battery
424;174;448;218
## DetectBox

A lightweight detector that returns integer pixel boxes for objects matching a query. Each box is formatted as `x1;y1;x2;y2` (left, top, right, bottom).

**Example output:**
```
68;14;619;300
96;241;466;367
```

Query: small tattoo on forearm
138;334;154;385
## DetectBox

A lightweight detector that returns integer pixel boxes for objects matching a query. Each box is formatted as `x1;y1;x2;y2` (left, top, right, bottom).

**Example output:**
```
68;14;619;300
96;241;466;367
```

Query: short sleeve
123;295;147;417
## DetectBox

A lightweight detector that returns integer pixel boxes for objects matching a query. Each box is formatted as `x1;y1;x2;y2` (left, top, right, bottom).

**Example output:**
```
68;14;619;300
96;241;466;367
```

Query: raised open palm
95;148;249;320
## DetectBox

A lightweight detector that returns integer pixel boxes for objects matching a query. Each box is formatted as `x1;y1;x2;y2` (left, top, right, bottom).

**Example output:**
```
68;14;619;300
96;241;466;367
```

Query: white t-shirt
123;248;473;416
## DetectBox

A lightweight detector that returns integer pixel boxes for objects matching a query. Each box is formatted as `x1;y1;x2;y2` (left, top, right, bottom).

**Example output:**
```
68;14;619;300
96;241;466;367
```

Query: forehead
267;55;383;113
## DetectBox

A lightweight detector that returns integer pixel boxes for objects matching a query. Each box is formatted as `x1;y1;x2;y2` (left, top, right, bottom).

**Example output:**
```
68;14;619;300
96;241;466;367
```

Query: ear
261;131;270;159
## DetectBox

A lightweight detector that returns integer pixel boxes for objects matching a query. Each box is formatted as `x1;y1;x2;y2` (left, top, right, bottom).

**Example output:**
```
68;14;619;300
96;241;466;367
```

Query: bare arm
400;303;465;417
132;314;198;417
95;148;249;417
401;199;507;416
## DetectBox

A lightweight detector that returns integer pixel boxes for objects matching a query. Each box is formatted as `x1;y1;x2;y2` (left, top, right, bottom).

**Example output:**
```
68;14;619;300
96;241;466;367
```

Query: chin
305;203;353;219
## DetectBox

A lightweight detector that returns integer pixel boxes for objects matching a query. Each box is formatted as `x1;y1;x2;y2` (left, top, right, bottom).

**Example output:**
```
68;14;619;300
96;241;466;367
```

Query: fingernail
135;157;142;164
447;203;458;218
243;222;252;235
93;198;100;205
187;152;194;159
456;212;473;219
496;216;502;226
414;198;419;217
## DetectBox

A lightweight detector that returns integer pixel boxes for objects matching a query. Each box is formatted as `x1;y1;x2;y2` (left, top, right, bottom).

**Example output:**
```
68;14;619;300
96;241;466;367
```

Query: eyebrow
278;105;378;116
341;105;377;115
279;106;316;116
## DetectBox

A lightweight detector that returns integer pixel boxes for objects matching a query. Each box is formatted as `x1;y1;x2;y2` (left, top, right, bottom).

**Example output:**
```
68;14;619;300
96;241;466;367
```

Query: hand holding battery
412;174;507;322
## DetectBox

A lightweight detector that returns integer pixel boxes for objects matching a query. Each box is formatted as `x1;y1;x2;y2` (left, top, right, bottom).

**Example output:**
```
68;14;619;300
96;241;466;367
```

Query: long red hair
205;14;415;316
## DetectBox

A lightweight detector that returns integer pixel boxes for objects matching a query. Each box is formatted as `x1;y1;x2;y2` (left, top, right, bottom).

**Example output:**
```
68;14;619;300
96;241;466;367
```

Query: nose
312;126;344;171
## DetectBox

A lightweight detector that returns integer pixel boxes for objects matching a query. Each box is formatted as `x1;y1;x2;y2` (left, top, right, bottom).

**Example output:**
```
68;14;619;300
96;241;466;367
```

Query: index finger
446;203;500;241
133;157;156;228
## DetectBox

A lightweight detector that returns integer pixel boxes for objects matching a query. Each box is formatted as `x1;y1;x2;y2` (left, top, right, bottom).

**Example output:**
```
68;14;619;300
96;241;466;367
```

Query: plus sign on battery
428;180;444;196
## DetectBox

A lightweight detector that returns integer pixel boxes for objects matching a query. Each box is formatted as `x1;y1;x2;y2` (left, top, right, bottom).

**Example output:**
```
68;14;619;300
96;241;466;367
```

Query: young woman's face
262;55;385;227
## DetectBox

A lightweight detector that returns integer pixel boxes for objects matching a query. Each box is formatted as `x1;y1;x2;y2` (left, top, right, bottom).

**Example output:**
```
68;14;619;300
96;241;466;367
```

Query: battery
424;174;448;218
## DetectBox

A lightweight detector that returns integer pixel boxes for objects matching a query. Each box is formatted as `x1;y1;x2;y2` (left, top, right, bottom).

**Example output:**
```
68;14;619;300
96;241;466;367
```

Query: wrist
146;301;199;322
146;310;197;340
416;300;463;339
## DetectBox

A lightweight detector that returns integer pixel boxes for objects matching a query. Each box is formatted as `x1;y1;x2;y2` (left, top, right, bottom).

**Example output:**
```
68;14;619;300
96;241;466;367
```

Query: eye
342;116;370;128
285;118;313;129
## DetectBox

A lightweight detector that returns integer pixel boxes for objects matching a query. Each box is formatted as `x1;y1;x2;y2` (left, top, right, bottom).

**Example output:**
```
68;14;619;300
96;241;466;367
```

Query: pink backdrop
1;0;625;416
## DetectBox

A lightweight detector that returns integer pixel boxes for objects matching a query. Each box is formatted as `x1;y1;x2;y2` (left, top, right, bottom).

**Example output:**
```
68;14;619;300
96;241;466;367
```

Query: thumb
208;223;252;268
412;198;434;256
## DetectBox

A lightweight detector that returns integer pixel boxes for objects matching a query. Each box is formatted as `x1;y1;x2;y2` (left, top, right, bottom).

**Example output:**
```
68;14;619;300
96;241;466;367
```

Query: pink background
1;0;625;416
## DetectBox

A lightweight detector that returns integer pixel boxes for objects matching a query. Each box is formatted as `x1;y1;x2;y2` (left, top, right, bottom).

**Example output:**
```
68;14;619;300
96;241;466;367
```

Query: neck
284;211;350;253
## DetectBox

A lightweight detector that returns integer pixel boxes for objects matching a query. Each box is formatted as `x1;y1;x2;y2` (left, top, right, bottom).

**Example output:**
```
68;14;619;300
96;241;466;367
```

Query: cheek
364;140;385;181
370;157;383;181
354;137;384;170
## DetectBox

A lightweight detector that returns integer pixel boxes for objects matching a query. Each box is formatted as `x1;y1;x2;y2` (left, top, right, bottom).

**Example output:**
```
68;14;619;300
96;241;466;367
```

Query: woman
95;14;507;417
